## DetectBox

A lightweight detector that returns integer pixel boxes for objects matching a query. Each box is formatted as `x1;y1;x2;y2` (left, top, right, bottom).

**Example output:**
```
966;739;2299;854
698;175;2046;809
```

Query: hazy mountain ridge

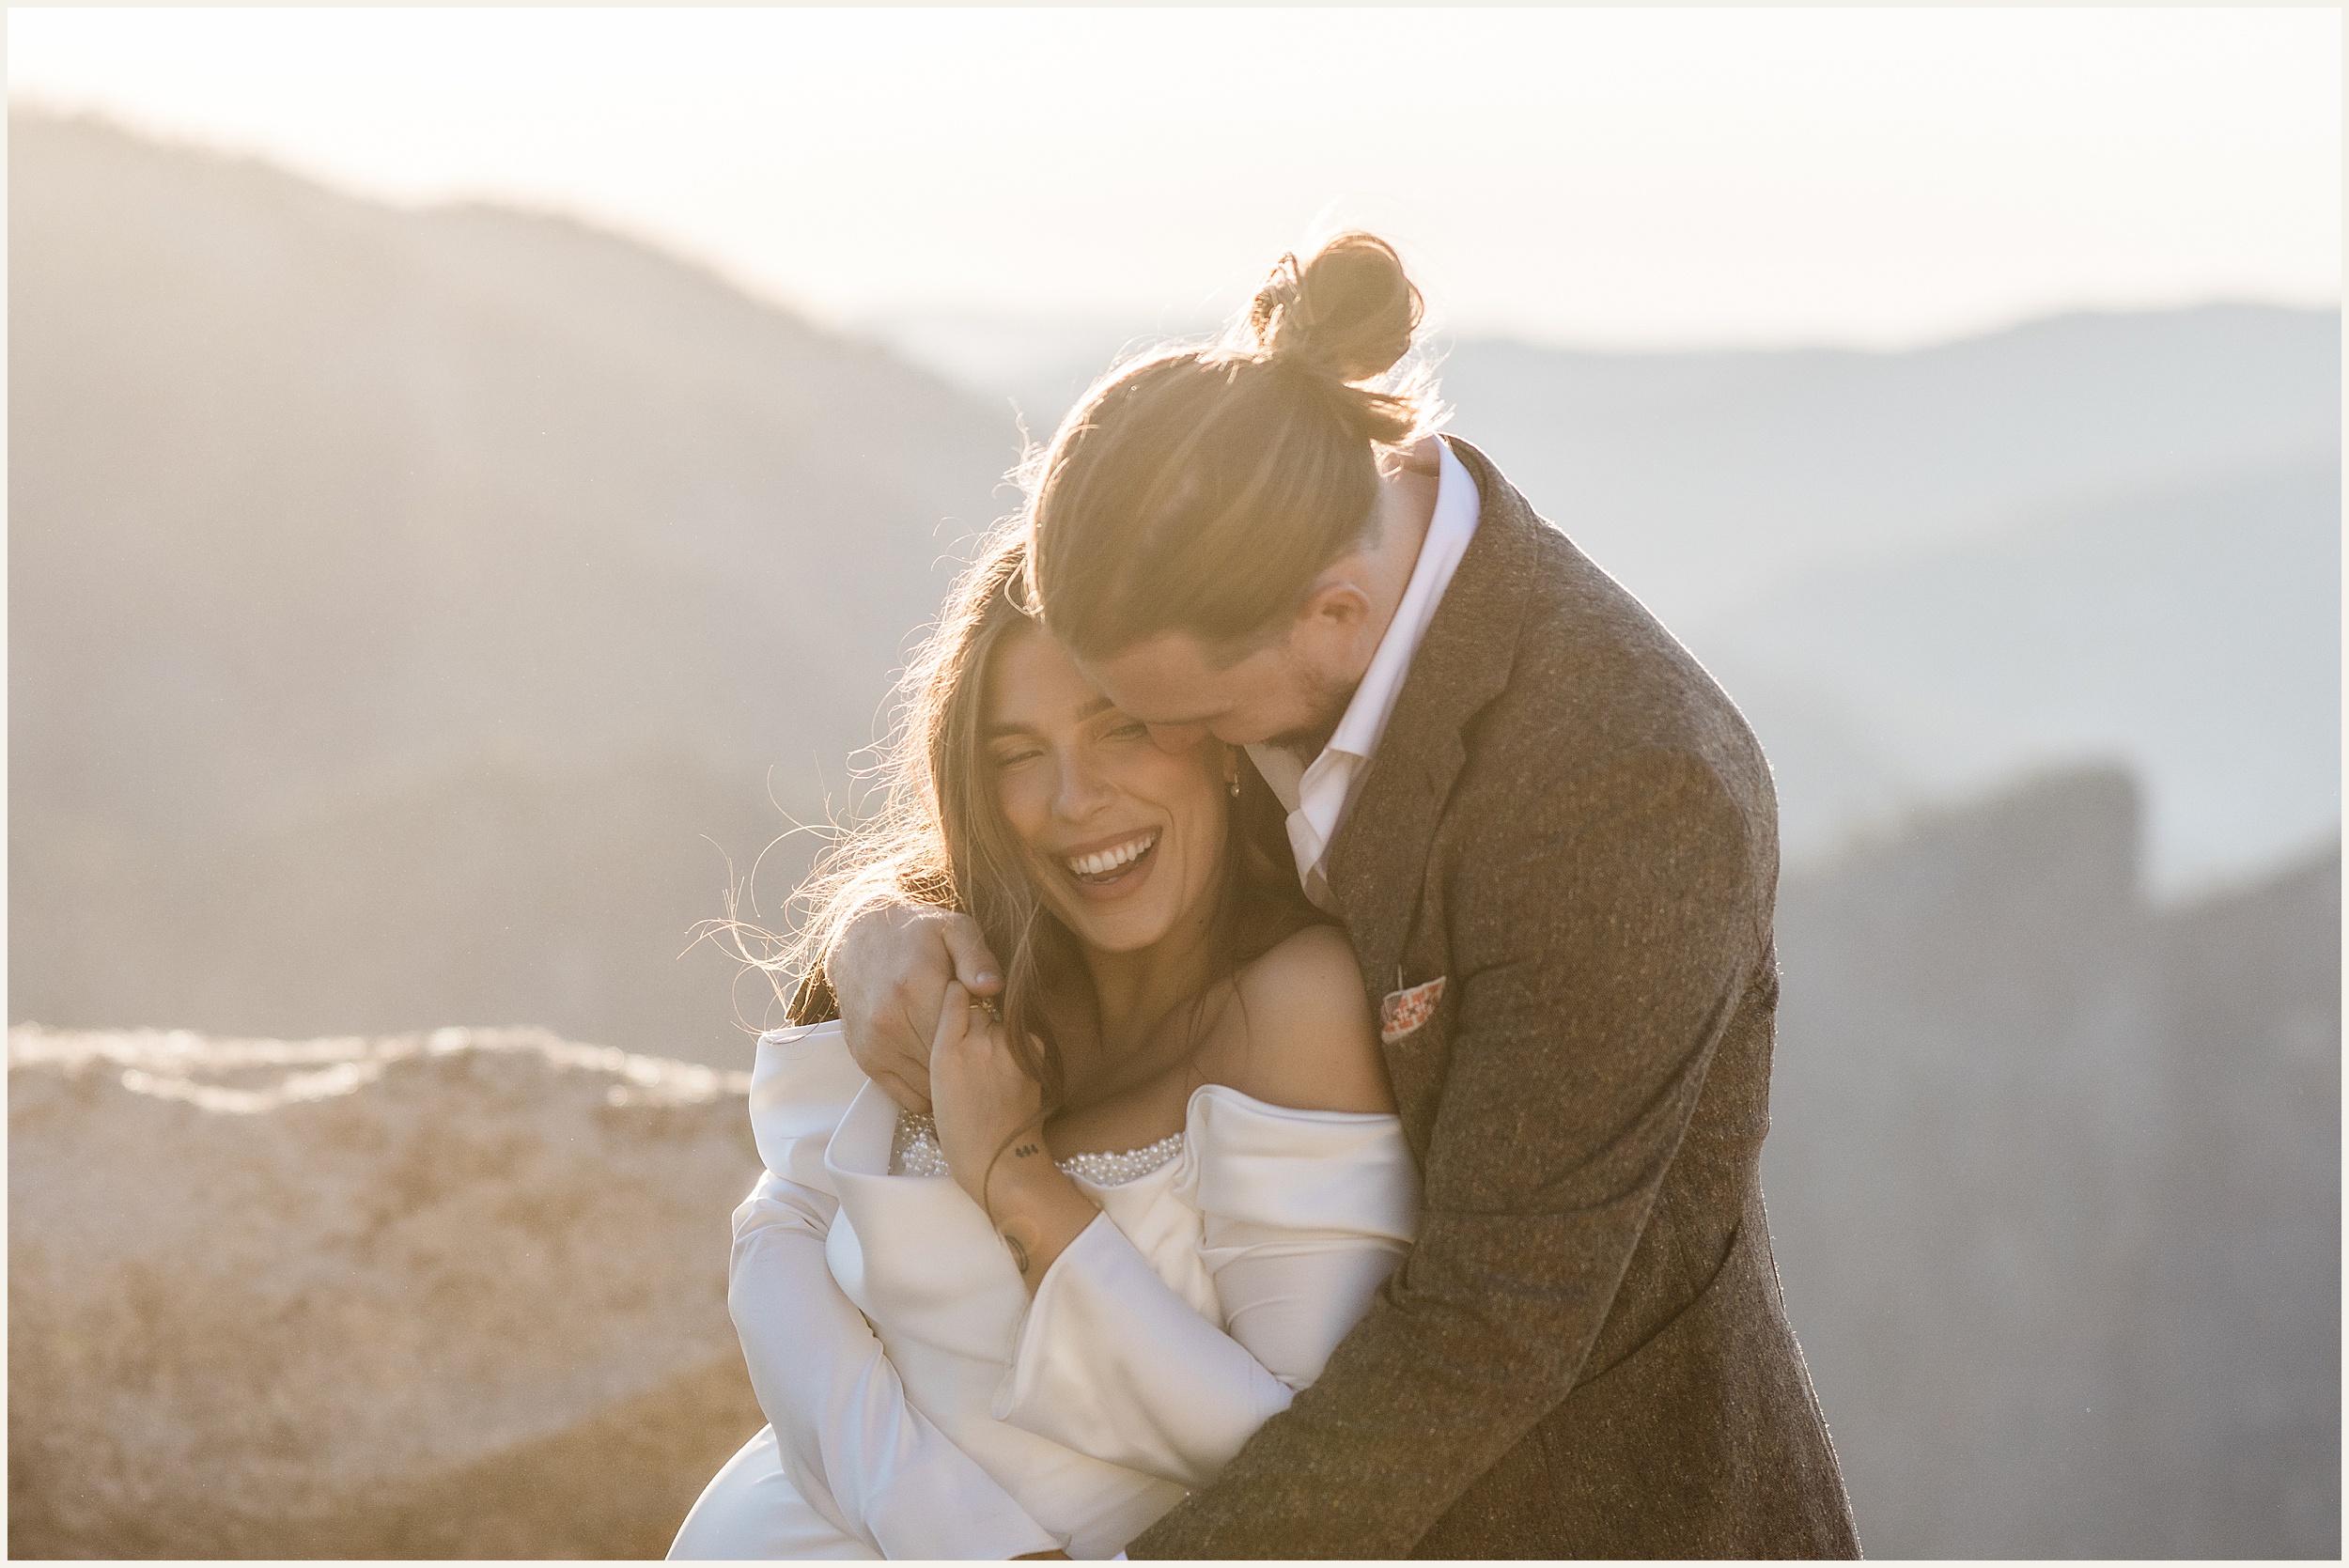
11;110;1021;1062
1440;304;2341;624
1704;446;2341;886
12;113;1013;833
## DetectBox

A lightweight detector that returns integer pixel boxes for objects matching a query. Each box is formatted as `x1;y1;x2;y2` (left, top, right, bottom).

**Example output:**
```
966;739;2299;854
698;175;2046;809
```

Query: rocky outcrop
8;1025;767;1559
1764;768;2341;1558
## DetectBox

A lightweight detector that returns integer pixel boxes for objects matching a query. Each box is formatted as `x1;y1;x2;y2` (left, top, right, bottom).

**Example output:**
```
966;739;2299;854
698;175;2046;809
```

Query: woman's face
984;625;1230;955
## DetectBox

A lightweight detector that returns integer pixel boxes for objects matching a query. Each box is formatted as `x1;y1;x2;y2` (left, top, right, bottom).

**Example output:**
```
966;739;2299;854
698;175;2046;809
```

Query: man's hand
825;899;1003;1112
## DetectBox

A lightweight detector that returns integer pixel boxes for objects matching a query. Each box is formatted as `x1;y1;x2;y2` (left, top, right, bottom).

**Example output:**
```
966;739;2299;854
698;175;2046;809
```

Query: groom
826;430;1859;1558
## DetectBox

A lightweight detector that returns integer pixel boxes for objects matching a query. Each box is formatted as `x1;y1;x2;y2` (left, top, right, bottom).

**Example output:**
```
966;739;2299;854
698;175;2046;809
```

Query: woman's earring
1227;770;1242;799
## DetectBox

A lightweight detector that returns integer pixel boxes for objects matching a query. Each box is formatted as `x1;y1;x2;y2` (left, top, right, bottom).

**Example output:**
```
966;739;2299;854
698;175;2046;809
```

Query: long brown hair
1029;231;1437;661
761;525;1325;1118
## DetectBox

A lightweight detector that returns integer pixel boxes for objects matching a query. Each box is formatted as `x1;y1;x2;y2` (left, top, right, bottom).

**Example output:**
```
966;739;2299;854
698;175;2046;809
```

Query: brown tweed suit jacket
1128;439;1861;1559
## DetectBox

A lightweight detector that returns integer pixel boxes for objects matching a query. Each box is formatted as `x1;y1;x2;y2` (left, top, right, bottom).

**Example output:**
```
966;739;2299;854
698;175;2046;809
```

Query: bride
668;530;1420;1559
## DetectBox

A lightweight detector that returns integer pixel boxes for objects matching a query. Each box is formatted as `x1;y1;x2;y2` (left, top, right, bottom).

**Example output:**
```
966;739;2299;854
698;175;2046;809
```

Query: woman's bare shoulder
1216;924;1394;1115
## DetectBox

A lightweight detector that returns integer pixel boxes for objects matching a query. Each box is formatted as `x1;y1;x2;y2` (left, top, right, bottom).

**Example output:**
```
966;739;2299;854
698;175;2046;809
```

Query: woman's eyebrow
985;697;1118;740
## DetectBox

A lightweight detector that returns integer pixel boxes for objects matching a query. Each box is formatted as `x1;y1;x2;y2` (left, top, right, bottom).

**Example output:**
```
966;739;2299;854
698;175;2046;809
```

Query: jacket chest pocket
1379;974;1449;1046
1375;889;1455;1107
1376;966;1453;1148
1354;851;1454;1131
1380;864;1455;1040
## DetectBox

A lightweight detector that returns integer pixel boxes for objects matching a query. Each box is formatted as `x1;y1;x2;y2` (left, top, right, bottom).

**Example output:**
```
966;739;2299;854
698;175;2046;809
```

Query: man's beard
1261;668;1360;760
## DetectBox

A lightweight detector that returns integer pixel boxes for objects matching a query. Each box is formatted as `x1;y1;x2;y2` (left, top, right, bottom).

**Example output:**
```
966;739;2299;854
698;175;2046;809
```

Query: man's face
1082;625;1355;755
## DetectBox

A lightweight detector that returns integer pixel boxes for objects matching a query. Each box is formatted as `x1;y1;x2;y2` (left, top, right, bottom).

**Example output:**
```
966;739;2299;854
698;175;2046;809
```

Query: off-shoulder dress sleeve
990;1087;1419;1489
730;1023;1063;1559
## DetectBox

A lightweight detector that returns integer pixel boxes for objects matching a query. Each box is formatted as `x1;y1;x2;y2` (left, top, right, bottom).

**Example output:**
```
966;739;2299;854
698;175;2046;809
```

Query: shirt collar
1321;434;1482;764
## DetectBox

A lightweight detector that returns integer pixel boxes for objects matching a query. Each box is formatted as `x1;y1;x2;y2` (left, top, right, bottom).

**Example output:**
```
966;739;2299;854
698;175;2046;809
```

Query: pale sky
9;6;2341;349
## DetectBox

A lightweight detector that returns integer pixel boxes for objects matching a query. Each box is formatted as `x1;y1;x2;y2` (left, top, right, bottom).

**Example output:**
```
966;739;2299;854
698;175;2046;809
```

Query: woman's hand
829;900;1005;1113
930;983;1097;1287
928;981;1045;1210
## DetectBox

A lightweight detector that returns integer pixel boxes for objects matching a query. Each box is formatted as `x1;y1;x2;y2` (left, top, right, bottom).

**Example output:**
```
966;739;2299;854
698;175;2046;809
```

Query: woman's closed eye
990;743;1045;770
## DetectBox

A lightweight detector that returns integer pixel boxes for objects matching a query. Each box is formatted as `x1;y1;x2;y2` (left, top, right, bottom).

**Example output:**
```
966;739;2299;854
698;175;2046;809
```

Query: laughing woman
667;531;1419;1559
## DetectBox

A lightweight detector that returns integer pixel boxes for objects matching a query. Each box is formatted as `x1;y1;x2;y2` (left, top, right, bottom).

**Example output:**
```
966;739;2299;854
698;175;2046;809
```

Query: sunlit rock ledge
8;1024;767;1559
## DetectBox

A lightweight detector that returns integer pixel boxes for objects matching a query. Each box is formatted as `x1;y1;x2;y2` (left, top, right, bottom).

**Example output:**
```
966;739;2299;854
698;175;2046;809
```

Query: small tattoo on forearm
1003;1233;1031;1274
1013;1142;1041;1158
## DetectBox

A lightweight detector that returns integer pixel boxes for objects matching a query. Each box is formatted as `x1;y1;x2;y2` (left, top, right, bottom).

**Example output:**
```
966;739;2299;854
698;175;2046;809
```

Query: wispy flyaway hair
752;527;1324;1118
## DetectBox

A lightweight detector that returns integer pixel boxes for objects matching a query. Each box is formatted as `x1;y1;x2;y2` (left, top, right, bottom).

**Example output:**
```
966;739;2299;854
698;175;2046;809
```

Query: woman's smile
1060;828;1160;893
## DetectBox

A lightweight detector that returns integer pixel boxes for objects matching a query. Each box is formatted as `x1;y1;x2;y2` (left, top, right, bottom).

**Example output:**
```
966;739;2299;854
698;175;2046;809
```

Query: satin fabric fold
674;1024;1419;1560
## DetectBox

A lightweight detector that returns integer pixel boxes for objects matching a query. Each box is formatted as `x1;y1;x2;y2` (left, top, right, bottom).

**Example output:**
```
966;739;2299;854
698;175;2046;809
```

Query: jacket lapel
1327;438;1542;1000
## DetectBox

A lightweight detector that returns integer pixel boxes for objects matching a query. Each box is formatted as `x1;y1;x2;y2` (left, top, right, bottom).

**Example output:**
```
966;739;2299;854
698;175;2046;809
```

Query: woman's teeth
1066;832;1158;880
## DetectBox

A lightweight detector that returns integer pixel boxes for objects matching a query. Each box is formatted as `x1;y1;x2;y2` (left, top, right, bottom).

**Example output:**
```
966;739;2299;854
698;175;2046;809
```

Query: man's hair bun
1029;228;1438;661
1248;231;1423;384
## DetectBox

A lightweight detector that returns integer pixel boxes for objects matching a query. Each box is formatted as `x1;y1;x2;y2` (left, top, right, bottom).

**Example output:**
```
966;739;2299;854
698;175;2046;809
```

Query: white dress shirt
1248;435;1482;909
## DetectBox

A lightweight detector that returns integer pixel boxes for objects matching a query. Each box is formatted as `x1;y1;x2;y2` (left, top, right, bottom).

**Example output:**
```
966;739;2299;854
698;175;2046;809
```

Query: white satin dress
668;1021;1419;1560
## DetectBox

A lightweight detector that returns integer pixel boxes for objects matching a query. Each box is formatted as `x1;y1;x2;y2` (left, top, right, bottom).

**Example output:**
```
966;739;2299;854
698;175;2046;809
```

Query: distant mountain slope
1765;769;2340;1557
1439;304;2341;627
1700;449;2341;887
10;112;1020;1063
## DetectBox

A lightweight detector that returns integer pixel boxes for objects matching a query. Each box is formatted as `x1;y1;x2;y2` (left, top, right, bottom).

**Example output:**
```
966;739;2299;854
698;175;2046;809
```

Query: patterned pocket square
1379;976;1446;1044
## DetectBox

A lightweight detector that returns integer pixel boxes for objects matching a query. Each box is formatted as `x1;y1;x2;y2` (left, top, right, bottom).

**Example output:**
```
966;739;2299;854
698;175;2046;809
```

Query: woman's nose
1052;752;1116;819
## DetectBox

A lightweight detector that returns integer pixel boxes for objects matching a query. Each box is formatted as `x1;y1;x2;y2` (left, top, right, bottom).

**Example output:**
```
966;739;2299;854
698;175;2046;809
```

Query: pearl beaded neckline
889;1110;1184;1188
1055;1133;1187;1188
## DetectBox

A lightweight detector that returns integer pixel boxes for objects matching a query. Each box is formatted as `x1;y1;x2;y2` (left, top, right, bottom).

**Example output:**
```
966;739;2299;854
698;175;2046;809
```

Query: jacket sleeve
1128;746;1766;1558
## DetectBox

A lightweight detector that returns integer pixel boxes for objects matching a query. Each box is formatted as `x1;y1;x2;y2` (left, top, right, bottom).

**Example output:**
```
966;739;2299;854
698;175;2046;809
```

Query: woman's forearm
978;1156;1100;1289
928;983;1099;1286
